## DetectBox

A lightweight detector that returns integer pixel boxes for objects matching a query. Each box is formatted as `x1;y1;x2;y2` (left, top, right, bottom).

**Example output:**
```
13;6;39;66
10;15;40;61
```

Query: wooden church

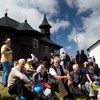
0;13;61;60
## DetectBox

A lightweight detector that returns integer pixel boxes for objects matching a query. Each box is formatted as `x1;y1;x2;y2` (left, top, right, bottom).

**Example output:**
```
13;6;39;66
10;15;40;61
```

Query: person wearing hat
1;38;13;87
25;58;36;76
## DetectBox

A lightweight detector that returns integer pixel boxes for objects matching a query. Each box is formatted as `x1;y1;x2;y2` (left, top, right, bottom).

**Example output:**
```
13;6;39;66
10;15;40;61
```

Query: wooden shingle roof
0;13;35;31
40;36;62;48
39;15;51;28
17;19;35;31
0;13;20;29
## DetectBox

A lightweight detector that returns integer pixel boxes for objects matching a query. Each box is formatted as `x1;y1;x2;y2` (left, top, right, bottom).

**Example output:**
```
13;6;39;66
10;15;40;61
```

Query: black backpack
32;72;48;84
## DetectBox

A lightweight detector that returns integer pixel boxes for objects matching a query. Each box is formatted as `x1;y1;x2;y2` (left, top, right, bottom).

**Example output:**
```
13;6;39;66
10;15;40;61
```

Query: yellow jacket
1;44;12;62
25;63;33;70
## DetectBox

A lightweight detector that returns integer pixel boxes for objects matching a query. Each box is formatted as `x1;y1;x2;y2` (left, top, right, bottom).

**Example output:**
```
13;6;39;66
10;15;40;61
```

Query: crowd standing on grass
0;39;100;100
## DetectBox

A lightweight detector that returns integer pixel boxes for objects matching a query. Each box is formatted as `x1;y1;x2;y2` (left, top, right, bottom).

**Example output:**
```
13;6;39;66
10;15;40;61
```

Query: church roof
0;13;35;31
39;15;51;28
0;13;20;29
40;36;62;48
17;19;34;31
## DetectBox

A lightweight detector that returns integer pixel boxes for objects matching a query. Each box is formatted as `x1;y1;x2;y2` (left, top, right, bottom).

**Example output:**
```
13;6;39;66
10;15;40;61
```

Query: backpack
32;72;47;84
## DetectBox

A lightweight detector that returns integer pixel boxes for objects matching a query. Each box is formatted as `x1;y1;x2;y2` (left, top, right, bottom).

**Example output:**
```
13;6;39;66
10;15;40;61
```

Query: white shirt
60;61;64;68
60;53;66;60
49;65;66;76
37;65;46;73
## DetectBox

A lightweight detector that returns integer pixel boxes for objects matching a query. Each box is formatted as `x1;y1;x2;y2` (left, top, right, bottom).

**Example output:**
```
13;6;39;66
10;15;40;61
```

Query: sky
0;0;100;57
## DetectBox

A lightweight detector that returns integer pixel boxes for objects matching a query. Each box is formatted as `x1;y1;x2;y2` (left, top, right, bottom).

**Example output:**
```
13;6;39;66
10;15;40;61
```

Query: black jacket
70;71;87;87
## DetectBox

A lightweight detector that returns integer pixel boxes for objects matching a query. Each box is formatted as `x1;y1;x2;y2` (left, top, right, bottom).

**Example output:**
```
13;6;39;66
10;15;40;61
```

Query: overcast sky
0;0;100;56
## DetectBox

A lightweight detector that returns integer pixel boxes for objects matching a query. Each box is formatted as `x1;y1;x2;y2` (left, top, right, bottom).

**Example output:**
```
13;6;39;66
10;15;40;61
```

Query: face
84;62;89;67
28;61;32;65
74;66;80;73
54;59;61;67
35;62;39;66
19;62;26;69
42;64;46;67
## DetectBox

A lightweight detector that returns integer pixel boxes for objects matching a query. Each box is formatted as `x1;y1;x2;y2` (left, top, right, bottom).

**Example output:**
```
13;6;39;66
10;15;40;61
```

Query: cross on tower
5;8;8;16
5;8;8;13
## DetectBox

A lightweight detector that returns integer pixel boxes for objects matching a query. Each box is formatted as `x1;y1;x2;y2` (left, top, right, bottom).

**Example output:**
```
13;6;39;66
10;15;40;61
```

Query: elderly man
8;59;35;100
70;64;95;99
49;57;74;100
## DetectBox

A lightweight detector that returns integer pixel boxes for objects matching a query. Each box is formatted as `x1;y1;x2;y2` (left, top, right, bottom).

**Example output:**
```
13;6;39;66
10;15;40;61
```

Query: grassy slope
0;70;100;100
0;70;15;100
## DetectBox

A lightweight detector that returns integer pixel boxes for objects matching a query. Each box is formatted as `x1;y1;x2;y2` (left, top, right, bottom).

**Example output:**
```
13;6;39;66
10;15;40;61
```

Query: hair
41;60;48;65
18;58;26;64
81;50;84;54
50;53;54;55
77;51;79;53
73;64;79;70
54;57;60;62
83;61;89;67
2;37;11;44
5;38;11;43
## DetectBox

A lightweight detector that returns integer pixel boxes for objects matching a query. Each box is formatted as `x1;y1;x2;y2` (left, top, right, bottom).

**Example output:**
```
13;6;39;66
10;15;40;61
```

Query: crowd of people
0;38;100;100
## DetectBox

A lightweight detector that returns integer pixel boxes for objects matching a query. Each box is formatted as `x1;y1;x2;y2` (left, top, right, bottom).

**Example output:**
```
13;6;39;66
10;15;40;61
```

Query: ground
0;70;99;100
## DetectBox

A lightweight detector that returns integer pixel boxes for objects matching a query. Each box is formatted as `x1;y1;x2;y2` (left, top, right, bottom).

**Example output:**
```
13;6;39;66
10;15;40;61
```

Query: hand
66;74;71;80
90;81;93;86
31;54;35;60
31;54;33;56
68;80;73;86
78;84;81;90
31;85;34;92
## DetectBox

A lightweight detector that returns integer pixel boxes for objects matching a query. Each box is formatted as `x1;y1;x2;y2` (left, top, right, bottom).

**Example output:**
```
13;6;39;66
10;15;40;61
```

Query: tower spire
39;14;52;39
